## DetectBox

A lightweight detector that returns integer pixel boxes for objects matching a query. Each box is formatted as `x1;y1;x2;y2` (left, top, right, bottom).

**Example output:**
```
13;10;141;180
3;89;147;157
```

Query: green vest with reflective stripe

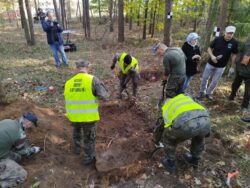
162;94;205;128
64;73;100;122
118;52;139;74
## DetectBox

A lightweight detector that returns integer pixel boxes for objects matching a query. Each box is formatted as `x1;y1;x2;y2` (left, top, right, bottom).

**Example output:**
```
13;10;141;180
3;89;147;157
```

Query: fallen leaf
194;177;201;185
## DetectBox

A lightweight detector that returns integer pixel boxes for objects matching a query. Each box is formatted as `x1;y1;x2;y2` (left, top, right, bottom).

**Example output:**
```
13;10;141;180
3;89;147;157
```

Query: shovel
157;81;166;109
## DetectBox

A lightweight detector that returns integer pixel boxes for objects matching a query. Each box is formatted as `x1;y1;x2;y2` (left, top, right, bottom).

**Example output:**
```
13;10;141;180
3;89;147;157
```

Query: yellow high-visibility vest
64;73;99;122
162;94;205;128
118;52;139;74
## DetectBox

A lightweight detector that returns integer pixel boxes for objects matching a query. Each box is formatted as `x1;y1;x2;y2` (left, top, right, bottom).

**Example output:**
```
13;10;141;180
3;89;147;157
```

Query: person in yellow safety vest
110;52;140;99
64;59;109;166
154;94;211;173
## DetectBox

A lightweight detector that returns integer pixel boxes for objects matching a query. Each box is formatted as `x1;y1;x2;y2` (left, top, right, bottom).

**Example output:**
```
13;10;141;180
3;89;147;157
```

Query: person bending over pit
0;112;41;187
110;52;140;99
152;42;186;99
154;94;211;173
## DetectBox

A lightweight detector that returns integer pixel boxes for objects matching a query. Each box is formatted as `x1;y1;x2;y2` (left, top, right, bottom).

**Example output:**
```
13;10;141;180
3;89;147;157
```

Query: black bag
64;42;77;52
153;117;165;144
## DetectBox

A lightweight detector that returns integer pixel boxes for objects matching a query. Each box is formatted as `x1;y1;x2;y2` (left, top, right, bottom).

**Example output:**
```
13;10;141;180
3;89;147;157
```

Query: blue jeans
49;42;68;66
182;75;193;93
199;63;225;95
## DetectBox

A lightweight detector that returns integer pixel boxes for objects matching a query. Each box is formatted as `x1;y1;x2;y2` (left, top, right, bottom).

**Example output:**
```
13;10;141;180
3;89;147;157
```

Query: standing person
41;11;69;68
154;94;211;173
152;43;186;98
229;37;250;112
182;32;201;93
64;59;109;166
197;26;238;100
0;112;41;187
110;53;140;99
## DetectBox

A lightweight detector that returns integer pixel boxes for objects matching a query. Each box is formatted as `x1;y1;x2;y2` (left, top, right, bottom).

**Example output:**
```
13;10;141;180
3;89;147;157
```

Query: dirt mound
0;100;155;187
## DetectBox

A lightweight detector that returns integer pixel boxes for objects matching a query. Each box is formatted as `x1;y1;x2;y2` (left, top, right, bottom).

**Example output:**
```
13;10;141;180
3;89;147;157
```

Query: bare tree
151;0;158;38
59;0;67;29
109;0;114;32
118;0;124;42
18;0;32;44
98;0;102;19
66;0;72;20
202;0;218;50
82;0;91;38
142;0;149;40
25;0;35;45
216;0;229;35
163;0;173;46
53;0;61;23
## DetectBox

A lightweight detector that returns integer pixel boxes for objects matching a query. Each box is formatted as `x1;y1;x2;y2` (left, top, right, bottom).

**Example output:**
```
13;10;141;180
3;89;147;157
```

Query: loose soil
0;98;242;188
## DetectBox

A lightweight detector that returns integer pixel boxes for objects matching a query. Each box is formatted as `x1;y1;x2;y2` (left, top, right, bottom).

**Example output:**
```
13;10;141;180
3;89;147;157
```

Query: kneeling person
0;112;41;187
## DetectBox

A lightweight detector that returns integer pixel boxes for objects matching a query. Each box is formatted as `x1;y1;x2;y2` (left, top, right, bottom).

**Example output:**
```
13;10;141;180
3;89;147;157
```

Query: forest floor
0;22;250;188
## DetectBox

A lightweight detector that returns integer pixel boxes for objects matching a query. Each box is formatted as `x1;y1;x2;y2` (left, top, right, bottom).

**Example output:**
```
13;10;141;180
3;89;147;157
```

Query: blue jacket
41;20;64;45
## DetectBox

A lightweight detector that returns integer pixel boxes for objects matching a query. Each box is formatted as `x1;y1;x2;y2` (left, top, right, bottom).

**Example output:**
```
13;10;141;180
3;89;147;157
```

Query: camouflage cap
151;43;160;55
75;59;89;68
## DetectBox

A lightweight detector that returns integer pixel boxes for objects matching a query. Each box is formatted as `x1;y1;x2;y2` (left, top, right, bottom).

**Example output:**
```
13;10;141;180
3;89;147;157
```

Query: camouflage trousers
0;159;27;188
165;74;185;98
119;71;140;97
162;116;211;161
72;122;96;163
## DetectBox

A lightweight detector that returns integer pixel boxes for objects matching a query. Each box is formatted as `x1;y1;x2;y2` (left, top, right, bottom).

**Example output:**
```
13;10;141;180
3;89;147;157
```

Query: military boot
183;152;199;169
161;158;176;173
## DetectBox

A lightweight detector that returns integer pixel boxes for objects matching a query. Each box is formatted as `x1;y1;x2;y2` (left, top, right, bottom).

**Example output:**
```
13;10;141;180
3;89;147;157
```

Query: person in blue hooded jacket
41;11;69;68
181;32;201;93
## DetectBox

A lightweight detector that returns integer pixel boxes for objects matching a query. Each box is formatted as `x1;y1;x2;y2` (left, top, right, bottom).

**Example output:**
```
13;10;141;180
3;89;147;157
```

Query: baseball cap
23;112;38;127
75;59;89;68
225;26;236;33
151;43;160;55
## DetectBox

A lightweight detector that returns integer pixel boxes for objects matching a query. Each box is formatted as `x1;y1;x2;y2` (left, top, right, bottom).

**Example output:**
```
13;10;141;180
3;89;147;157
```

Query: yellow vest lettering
64;73;100;122
161;94;205;128
118;52;139;74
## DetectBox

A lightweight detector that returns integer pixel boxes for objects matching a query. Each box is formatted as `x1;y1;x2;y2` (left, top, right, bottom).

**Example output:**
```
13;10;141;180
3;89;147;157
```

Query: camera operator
41;11;69;68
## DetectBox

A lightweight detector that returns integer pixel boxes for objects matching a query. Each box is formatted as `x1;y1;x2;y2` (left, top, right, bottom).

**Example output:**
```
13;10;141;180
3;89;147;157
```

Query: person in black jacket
41;11;69;68
182;32;201;93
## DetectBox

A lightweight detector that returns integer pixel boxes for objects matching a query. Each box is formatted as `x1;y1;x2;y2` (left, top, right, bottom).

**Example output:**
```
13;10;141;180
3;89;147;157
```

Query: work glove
110;65;115;70
161;80;167;86
32;146;41;154
228;67;234;77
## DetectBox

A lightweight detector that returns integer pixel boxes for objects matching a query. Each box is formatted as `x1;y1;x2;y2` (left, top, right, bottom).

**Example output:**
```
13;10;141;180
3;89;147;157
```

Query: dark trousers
230;71;250;109
119;71;139;97
72;122;96;162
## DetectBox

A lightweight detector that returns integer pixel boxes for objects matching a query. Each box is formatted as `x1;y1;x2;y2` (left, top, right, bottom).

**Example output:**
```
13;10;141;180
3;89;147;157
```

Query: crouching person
156;94;211;173
0;112;41;187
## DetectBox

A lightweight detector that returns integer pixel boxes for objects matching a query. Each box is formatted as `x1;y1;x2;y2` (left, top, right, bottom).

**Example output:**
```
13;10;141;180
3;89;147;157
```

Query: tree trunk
129;0;133;30
151;0;158;38
59;0;67;29
216;0;229;35
98;0;102;19
202;0;218;50
118;0;124;42
142;0;149;40
76;0;82;22
25;0;35;45
114;0;117;21
148;7;153;34
109;0;114;32
82;0;87;35
163;0;173;46
226;0;235;25
18;0;32;44
82;0;91;38
67;0;72;20
53;0;61;24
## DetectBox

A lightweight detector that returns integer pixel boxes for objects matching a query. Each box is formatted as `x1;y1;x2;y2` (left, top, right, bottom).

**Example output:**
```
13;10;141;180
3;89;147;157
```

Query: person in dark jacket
41;11;68;68
182;32;201;93
229;37;250;113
